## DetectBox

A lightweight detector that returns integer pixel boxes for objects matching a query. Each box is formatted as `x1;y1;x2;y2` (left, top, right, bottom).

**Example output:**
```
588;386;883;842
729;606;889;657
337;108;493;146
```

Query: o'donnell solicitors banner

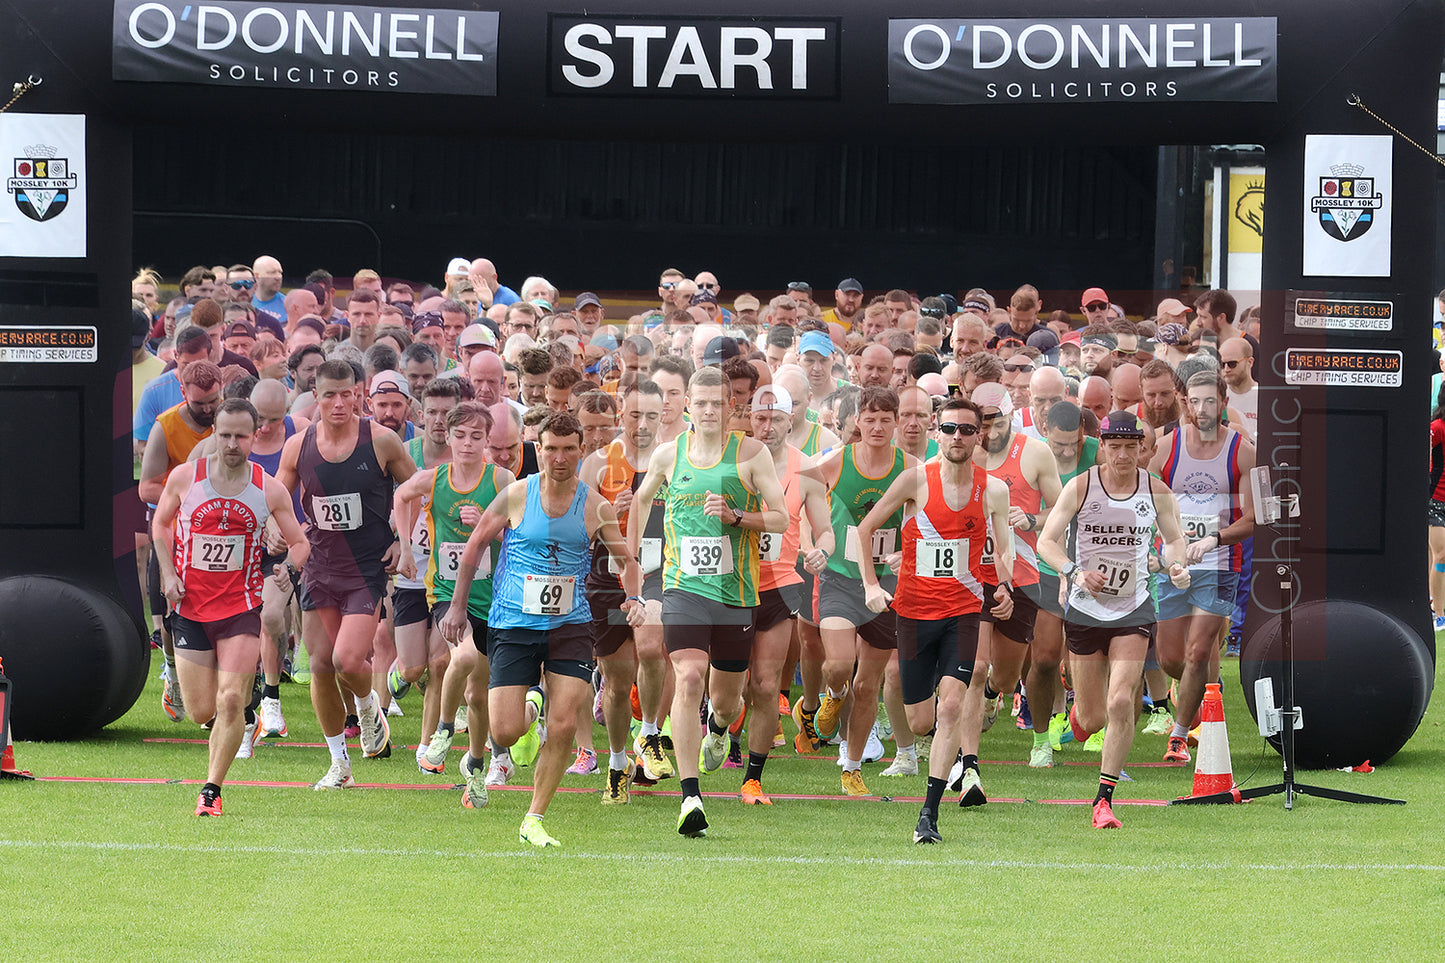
888;17;1277;104
113;1;499;94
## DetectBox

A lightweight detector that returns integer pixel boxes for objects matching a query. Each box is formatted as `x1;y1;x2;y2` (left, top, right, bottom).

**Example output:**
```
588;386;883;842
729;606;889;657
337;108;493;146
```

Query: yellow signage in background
1230;172;1265;252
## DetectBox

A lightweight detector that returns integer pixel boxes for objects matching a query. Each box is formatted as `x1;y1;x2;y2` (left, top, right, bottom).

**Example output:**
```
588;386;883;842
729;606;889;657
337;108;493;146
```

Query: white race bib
1181;513;1220;542
191;533;245;572
410;507;430;557
980;518;996;567
438;541;490;580
312;493;362;532
521;574;575;616
1093;559;1134;598
844;526;897;566
915;537;967;579
680;536;733;577
608;537;663;576
758;530;783;563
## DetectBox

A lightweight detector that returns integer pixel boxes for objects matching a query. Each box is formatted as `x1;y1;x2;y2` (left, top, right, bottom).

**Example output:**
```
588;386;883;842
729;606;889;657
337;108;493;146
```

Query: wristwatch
732;507;744;527
1060;561;1078;579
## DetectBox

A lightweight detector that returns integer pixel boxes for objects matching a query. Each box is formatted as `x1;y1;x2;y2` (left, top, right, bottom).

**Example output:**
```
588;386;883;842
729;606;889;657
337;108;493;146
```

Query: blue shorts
1154;569;1240;620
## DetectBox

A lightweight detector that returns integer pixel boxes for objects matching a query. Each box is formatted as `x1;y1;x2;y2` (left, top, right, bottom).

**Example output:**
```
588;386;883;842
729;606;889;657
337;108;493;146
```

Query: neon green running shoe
519;815;560;848
1084;729;1106;752
513;688;546;768
1048;711;1074;751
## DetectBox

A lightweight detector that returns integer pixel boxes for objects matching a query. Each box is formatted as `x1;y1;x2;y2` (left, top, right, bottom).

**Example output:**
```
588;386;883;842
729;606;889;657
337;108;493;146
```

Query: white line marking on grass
1;839;1442;873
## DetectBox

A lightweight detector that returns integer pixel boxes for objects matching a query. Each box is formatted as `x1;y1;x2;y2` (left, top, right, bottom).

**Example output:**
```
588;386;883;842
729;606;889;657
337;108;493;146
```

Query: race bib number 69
522;574;575;615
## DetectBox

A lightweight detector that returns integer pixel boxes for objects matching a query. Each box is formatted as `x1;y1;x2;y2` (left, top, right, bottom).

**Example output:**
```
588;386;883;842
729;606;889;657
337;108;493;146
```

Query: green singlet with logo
662;430;761;606
826;445;907;581
424;463;501;615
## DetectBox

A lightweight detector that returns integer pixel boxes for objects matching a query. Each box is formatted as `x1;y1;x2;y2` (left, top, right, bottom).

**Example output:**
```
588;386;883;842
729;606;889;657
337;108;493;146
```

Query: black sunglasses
938;422;980;436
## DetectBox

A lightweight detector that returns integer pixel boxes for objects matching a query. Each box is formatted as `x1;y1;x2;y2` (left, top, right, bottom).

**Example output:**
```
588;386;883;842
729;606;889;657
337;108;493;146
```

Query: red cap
1080;287;1109;308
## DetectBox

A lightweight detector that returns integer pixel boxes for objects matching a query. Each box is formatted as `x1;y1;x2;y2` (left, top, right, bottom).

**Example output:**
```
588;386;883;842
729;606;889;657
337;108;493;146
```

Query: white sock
827;686;844;700
324;733;349;762
640;719;660;738
355;690;376;715
609;750;628;770
843;756;861;772
898;743;917;759
1171;722;1190;739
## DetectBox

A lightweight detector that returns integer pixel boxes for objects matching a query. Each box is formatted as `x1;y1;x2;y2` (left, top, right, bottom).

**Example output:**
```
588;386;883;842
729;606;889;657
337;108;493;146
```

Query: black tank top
297;418;394;586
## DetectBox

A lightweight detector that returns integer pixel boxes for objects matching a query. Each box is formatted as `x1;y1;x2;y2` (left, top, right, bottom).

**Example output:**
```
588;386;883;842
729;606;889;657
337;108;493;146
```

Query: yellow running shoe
840;768;870;797
815;684;848;741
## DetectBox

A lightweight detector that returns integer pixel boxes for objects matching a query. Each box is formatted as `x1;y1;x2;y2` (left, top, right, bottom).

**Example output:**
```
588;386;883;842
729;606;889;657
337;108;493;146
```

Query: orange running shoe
740;778;773;805
1091;798;1122;829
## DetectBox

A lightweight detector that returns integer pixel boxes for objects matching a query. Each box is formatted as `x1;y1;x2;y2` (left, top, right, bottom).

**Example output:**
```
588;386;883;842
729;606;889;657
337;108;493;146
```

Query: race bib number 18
915;537;966;579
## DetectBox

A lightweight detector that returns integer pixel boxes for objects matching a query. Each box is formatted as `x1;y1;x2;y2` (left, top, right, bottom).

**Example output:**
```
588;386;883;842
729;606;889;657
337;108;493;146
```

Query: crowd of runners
130;257;1260;841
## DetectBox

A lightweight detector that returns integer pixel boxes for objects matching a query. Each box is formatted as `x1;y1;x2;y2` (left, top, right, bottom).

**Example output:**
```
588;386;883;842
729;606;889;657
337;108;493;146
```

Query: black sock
262;683;280;700
438;721;454;736
707;713;728;736
201;782;221;801
983;682;1000;701
244;706;256;725
681;777;701;798
1096;772;1119;804
744;751;767;783
924;776;947;812
962;753;979;773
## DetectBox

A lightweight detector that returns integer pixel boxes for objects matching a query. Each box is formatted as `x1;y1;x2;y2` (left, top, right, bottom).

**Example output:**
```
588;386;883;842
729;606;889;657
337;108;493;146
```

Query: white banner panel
0;113;86;259
1302;134;1391;278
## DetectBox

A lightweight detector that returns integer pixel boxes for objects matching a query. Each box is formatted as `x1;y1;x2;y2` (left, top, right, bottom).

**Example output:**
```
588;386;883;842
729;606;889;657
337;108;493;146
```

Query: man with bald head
1024;365;1067;441
246;377;309;739
252;255;286;321
1219;337;1257;442
469;350;506;407
690;324;724;370
1079;376;1112;423
283;287;319;336
468;257;520;310
857;343;894;389
1109;363;1144;411
773;365;838;456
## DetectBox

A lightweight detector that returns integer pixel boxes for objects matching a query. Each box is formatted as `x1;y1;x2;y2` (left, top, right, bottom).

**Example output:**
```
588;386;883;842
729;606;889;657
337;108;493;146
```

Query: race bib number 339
681;536;733;577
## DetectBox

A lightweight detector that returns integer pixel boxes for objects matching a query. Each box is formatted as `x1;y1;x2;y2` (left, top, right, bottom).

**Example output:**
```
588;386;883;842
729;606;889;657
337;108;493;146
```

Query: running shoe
1091;798;1122;829
633;732;674;780
313;759;356;790
880;750;918;777
957;766;986;807
566;747;599;776
947;752;964;791
723;740;744;769
740;778;772;805
235;721;256;760
1015;694;1033;730
420;727;452;774
194;790;222;817
700;728;729;774
913;808;941;844
1225;634;1242;658
1163;736;1191;763
727;703;746;736
876;703;893;743
593;686;606;726
914;733;932;762
162;676;186;723
1187;725;1201;748
603;765;632;804
792;700;821;754
1047;712;1072;750
862;724;886;764
460;753;488;809
385;701;404;718
677;795;708;837
454;705;469;735
485;752;514;787
359;695;392;759
980;694;1001;733
1435;615;1445;633
386;666;411;700
778;691;790;715
149;629;162;650
836;741;848;767
1028;742;1054;768
631;755;658;787
342;714;361;739
1083;729;1106;752
815;684;848;741
773;718;786;749
519;815;560;848
258;696;287;738
1067;705;1091;745
512;688;545;768
1142;704;1174;736
840;768;870;797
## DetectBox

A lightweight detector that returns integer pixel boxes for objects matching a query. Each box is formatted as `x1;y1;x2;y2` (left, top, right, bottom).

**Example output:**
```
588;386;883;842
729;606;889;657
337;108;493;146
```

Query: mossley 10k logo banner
888;17;1277;104
113;1;499;94
0;113;86;258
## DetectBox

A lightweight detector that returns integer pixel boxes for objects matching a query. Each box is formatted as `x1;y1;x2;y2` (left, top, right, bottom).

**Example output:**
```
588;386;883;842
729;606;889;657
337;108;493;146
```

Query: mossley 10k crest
7;145;77;222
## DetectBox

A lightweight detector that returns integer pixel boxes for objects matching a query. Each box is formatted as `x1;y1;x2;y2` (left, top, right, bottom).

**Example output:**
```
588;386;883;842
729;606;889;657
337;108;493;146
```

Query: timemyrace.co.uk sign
888;17;1277;104
113;1;498;94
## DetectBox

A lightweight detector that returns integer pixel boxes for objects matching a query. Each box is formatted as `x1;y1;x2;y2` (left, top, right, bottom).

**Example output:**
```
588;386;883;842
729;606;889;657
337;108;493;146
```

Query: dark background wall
134;129;1157;300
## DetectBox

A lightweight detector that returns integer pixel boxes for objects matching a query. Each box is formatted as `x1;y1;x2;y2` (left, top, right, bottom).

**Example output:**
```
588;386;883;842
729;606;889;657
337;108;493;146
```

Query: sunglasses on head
787;282;811;291
938;422;980;436
229;279;255;290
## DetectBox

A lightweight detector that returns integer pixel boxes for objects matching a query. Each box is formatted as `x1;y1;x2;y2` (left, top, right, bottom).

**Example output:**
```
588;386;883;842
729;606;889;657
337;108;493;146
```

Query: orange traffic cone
1182;683;1238;802
0;657;34;780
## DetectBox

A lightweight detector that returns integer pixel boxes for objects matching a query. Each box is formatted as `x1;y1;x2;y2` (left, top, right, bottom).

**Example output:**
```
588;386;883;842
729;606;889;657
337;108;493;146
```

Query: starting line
33;773;1170;806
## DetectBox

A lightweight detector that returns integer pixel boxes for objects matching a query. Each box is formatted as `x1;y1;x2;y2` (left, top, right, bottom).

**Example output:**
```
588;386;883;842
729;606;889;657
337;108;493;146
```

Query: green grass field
2;659;1441;962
